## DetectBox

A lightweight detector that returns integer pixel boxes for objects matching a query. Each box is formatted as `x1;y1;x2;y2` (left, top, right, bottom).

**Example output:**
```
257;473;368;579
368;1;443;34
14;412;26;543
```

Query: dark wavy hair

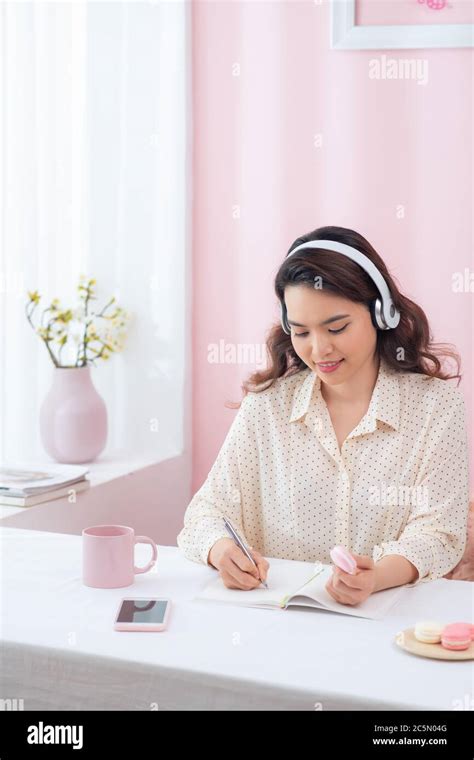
226;225;461;409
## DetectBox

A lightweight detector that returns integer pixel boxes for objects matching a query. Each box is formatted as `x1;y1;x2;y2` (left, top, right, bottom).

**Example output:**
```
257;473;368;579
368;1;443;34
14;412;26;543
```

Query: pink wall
192;1;473;494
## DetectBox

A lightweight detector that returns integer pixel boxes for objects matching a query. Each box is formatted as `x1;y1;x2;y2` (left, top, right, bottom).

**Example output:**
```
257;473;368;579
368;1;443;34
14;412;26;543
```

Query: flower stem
25;302;59;367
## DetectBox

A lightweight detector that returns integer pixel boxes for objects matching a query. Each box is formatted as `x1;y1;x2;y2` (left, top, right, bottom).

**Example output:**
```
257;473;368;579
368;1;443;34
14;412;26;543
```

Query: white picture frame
331;0;474;49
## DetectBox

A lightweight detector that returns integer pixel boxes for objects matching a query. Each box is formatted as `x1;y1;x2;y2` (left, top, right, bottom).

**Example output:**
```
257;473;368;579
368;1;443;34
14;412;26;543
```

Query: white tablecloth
0;527;473;711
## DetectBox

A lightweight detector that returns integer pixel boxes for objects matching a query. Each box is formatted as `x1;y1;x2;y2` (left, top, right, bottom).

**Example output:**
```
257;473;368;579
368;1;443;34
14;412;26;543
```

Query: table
0;452;189;552
0;527;473;711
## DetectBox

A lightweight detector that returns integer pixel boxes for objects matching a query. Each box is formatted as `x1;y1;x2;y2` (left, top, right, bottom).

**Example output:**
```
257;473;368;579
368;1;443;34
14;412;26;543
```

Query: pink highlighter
330;545;357;575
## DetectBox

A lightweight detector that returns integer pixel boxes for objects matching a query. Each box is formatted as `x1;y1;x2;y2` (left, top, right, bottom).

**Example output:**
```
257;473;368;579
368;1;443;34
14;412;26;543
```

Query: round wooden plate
395;627;474;661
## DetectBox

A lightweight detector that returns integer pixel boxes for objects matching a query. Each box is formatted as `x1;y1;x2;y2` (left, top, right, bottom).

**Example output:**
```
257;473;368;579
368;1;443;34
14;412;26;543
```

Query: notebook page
195;557;321;609
289;565;406;620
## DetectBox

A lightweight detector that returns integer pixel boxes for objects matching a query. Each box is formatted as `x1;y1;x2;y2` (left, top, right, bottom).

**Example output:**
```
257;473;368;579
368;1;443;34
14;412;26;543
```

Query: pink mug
82;524;158;588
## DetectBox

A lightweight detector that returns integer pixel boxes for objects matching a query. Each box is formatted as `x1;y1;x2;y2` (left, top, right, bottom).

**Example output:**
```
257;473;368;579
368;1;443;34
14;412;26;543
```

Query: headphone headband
281;239;401;333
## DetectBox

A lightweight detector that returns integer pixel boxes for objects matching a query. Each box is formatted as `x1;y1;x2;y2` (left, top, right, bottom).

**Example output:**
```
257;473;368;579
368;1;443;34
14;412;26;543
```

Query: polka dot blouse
177;358;470;587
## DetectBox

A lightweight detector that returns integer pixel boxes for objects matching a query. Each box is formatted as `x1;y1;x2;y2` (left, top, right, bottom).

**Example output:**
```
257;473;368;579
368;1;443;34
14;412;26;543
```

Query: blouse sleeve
372;387;470;587
176;393;256;566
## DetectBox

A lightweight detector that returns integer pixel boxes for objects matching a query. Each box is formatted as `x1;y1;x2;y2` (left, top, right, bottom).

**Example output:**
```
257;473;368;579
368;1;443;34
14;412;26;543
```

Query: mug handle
133;536;158;574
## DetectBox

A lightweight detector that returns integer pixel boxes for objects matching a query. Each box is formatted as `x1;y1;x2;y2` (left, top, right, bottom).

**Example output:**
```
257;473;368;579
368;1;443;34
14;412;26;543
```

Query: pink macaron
330;545;357;575
441;622;473;651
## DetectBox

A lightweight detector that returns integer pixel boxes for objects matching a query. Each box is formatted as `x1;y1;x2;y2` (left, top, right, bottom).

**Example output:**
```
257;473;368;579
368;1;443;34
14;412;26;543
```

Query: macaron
330;545;357;575
414;620;445;644
441;623;472;651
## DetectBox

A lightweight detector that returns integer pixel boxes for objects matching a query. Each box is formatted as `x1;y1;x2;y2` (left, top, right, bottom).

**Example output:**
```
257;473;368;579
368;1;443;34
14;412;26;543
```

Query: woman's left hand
325;554;376;606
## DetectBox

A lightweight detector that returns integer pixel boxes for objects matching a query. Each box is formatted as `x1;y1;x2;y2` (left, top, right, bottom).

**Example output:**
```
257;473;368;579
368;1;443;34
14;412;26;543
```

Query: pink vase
40;366;108;463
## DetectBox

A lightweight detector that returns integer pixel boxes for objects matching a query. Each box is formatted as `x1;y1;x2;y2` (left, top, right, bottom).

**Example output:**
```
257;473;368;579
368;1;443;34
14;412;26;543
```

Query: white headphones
280;239;401;334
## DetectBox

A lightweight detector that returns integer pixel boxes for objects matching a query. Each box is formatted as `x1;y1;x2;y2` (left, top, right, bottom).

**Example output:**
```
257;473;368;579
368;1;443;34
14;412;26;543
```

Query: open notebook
195;557;406;620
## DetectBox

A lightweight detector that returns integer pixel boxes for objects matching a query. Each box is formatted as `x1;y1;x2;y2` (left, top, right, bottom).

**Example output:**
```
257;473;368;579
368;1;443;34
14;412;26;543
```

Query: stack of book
0;464;90;507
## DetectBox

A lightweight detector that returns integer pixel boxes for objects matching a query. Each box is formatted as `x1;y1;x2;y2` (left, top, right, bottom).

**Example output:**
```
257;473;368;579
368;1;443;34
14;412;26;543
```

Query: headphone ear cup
369;299;382;330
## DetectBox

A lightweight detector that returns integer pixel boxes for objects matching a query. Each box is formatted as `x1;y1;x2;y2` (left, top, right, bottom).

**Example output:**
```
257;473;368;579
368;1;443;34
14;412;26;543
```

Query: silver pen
223;516;268;589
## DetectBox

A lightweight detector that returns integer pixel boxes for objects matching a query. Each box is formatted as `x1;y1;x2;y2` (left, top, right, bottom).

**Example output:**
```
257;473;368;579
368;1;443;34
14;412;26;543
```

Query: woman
177;226;470;606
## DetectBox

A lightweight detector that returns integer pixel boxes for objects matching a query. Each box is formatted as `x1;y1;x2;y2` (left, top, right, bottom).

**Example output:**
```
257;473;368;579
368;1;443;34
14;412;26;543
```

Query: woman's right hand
207;537;269;590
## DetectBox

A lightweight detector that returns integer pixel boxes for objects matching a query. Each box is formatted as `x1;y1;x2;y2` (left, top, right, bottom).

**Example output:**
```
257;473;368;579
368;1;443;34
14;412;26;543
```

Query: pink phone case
114;597;172;632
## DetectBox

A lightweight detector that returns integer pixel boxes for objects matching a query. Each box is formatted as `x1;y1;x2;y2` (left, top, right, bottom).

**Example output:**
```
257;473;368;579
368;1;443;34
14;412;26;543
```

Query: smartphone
113;597;172;632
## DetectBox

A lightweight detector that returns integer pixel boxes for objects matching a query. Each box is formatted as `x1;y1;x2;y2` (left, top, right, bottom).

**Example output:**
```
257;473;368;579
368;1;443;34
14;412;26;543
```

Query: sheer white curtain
0;1;191;464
